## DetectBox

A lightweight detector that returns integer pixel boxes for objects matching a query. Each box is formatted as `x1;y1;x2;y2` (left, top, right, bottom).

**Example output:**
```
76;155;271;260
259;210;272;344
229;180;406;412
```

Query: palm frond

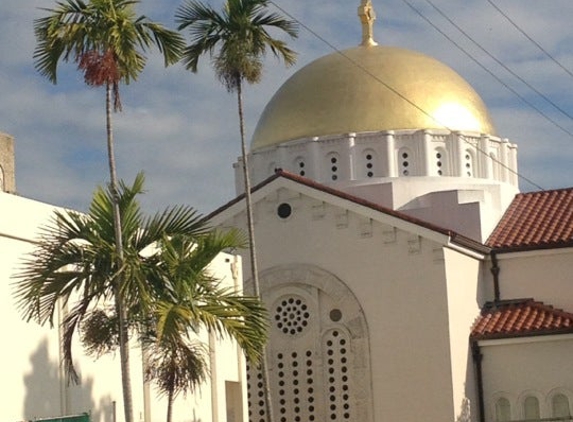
13;172;258;406
145;338;209;398
176;0;298;87
80;307;119;356
34;0;184;86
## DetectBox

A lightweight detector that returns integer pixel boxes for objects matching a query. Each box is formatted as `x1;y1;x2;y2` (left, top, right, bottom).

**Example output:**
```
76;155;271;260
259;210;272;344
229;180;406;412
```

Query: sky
2;0;573;215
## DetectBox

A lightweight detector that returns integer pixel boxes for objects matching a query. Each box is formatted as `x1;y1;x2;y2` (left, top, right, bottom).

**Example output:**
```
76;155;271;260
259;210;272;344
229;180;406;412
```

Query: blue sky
2;0;573;214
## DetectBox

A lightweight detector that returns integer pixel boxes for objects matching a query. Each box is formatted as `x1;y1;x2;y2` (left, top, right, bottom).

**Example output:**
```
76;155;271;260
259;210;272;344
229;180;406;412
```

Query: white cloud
2;0;573;216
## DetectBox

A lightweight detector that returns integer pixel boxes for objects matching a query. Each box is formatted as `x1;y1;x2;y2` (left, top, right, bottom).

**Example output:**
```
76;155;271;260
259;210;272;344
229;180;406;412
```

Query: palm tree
175;1;298;419
13;173;212;422
143;233;268;422
33;2;184;420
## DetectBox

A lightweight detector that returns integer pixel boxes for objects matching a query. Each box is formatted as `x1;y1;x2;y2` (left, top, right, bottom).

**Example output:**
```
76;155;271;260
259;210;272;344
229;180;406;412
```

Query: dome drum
239;40;519;241
236;129;518;193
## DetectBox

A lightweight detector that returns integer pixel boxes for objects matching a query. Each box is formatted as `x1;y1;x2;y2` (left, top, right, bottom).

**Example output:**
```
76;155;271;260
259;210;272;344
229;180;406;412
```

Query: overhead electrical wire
485;0;573;81
268;0;545;191
421;0;573;125
403;0;573;141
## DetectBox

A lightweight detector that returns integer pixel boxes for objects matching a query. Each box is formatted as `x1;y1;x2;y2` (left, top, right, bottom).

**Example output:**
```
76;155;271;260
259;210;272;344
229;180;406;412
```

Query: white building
206;3;573;422
3;2;573;422
0;144;248;422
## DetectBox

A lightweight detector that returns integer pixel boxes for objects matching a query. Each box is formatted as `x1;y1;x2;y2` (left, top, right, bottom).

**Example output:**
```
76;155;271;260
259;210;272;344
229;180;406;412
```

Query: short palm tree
175;2;298;418
33;2;184;420
13;173;211;422
143;234;268;422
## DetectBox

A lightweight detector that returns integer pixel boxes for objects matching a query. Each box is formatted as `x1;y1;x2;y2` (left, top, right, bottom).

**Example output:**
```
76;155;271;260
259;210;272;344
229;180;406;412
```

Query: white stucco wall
1;192;248;422
479;335;573;422
1;192;66;422
443;247;486;422
492;248;573;312
213;182;481;422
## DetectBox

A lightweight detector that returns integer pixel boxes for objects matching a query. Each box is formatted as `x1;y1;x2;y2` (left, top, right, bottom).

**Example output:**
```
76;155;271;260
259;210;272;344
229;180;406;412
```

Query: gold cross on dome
358;0;378;46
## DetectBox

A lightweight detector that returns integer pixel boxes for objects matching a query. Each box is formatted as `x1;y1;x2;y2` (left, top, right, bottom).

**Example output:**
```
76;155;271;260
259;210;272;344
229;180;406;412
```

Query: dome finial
358;0;378;47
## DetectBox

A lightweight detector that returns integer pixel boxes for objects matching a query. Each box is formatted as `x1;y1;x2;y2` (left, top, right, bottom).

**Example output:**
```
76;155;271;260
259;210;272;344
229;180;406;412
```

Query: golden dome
251;45;496;150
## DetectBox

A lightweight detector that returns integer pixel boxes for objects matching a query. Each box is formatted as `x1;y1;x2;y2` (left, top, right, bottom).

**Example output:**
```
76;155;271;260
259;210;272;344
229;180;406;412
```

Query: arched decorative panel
246;265;373;422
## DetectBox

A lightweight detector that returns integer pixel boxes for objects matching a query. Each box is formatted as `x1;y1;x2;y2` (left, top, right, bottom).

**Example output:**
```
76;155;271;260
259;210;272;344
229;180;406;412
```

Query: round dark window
277;203;292;219
330;309;343;322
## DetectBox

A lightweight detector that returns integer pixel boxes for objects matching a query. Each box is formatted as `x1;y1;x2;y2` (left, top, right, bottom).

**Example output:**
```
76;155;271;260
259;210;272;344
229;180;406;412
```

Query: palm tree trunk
166;388;174;422
236;77;274;422
106;82;133;422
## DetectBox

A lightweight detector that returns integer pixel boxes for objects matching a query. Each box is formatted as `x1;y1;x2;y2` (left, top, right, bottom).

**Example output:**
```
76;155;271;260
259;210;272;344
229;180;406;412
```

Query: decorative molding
381;225;397;244
408;234;422;254
360;218;373;238
311;201;326;220
336;210;349;229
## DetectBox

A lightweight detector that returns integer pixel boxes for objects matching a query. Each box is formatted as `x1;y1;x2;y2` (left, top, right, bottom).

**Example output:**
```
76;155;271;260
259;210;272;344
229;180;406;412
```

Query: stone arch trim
517;390;544;420
258;265;364;312
245;264;374;422
546;388;573;417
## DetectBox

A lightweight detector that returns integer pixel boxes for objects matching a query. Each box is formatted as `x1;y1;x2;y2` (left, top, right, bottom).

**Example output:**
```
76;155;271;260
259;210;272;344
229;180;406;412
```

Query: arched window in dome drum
495;397;511;422
523;396;540;420
552;393;571;418
326;152;341;181
362;149;377;178
434;147;448;176
398;147;412;176
294;156;307;177
464;149;475;177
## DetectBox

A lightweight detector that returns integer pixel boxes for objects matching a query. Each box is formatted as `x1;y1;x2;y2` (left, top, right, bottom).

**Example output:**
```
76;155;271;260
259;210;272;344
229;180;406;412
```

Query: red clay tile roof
471;299;573;340
486;187;573;251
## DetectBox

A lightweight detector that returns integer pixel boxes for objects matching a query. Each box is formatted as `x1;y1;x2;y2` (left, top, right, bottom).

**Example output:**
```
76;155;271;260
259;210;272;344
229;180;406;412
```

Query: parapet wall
0;132;15;193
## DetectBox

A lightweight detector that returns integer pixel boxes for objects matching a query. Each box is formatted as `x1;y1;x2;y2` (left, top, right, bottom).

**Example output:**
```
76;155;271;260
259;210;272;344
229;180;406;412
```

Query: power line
421;0;573;125
485;0;573;81
403;0;573;141
267;0;545;191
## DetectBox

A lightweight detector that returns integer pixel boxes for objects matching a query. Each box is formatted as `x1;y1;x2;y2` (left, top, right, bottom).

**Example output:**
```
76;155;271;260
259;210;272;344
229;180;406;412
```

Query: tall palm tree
13;173;211;422
33;2;184;421
143;233;268;422
175;2;298;419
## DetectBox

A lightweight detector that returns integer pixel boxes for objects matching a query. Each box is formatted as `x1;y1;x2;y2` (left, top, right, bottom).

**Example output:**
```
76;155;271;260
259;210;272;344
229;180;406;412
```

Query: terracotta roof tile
486;187;573;251
471;299;573;340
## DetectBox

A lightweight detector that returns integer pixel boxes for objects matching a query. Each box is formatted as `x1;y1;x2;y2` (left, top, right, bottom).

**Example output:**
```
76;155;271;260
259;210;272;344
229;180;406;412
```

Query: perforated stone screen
246;266;373;422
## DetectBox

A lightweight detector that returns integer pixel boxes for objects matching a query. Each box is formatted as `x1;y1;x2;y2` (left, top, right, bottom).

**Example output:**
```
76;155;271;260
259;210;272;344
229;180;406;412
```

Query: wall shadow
23;338;64;420
22;338;113;422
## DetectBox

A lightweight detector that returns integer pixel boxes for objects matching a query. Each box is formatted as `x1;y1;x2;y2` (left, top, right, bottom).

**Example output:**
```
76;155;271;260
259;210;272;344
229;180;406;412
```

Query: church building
2;1;573;422
207;2;573;422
